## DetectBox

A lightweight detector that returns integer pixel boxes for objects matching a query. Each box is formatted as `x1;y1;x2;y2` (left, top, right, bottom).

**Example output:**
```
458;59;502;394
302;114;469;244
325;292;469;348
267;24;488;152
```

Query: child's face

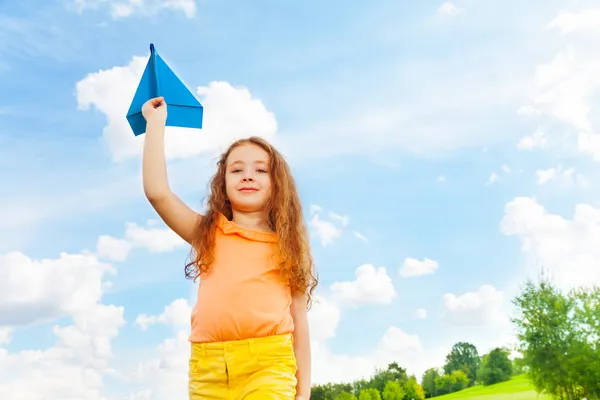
224;144;272;213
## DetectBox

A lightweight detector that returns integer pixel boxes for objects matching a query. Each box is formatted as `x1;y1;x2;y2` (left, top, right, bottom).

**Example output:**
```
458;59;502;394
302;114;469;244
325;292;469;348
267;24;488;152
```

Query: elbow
144;189;170;204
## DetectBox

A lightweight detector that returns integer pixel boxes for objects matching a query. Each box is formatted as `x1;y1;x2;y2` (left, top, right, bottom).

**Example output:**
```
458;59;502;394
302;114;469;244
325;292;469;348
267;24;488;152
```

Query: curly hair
184;136;318;307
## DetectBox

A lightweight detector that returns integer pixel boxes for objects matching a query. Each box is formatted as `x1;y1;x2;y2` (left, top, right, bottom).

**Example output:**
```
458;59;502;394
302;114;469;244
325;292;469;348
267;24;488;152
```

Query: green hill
432;375;550;400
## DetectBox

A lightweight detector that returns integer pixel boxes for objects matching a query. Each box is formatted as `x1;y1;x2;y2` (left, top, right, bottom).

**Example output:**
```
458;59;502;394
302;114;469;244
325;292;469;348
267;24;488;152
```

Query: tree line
310;279;600;400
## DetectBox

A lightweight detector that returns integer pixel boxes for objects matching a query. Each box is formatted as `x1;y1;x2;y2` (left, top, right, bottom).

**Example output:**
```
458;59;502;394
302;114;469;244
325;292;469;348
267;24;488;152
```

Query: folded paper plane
126;43;203;136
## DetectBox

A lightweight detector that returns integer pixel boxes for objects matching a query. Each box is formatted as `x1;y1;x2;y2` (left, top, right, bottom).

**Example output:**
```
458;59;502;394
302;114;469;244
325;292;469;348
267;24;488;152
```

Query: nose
241;172;254;182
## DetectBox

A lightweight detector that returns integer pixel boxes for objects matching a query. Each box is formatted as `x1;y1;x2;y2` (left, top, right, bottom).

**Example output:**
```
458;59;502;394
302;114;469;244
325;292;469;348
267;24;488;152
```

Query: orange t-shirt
188;213;294;343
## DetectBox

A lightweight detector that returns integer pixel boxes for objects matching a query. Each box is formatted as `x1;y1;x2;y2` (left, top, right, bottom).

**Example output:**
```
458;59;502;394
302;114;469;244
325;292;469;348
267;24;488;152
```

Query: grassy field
432;375;550;400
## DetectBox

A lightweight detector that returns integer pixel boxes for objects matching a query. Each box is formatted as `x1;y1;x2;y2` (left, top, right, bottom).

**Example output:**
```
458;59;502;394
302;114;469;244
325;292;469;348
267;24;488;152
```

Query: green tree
382;380;404;400
310;384;328;400
449;370;469;392
477;347;513;385
570;287;600;399
512;280;600;399
359;387;382;400
404;376;425;400
511;356;527;376
435;370;468;395
443;342;480;385
312;382;355;400
336;392;358;400
421;368;440;398
434;374;452;396
369;363;408;393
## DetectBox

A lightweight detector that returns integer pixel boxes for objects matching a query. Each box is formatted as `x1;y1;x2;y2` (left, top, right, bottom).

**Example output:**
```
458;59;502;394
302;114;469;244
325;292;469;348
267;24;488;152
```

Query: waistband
190;333;293;357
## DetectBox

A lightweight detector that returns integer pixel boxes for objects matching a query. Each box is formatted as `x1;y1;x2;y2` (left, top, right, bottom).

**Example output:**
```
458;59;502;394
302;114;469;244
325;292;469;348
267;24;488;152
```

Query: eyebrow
228;160;268;167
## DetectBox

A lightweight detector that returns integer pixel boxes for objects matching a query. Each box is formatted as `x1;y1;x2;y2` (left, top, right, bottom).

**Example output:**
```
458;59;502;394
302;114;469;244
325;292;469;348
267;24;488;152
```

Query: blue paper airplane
126;43;203;136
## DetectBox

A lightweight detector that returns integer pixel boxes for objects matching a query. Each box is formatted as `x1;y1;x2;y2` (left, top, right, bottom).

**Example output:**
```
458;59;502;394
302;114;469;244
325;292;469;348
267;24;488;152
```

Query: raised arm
142;97;200;244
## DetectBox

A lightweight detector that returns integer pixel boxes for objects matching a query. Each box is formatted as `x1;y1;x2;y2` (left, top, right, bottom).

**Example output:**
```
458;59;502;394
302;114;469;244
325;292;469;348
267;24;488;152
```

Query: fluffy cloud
76;55;277;162
0;251;114;327
501;196;600;290
330;264;397;308
308;295;341;341
0;211;195;399
0;328;11;345
437;2;464;18
442;285;507;327
517;127;547;150
307;291;425;384
399;257;439;277
535;165;588;186
96;219;186;261
415;308;427;319
69;0;197;19
136;298;192;330
311;324;425;385
0;249;124;399
124;331;192;400
547;8;600;35
520;8;600;160
308;205;350;247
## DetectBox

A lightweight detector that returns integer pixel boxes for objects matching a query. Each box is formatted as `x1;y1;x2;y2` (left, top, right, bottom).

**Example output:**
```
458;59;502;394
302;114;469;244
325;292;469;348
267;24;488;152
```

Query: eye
231;169;242;173
257;169;268;173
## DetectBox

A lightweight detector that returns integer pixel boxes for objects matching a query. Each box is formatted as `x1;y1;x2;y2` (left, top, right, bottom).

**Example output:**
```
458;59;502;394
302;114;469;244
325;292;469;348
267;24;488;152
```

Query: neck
231;210;272;232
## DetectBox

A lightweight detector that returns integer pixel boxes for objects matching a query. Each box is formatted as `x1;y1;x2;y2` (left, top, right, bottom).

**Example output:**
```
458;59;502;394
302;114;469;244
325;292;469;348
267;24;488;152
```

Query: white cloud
308;295;341;342
306;292;425;384
437;2;464;18
330;264;397;307
0;249;125;399
535;165;588;186
0;328;12;345
501;196;600;290
527;49;598;133
96;220;186;261
122;331;191;400
399;257;439;277
442;285;507;327
96;235;132;262
546;8;600;35
521;10;600;160
352;231;369;243
136;298;192;330
76;55;277;162
310;324;425;384
308;205;349;247
415;308;427;319
0;210;199;399
0;251;114;327
517;128;548;150
70;0;197;19
121;221;186;253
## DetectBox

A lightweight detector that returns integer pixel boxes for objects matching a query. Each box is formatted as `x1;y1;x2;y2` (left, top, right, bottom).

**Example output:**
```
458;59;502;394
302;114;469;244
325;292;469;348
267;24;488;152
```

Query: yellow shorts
188;333;297;399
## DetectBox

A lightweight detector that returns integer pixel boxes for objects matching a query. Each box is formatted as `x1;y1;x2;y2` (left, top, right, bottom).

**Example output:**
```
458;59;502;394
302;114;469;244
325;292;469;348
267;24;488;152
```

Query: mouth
239;187;258;193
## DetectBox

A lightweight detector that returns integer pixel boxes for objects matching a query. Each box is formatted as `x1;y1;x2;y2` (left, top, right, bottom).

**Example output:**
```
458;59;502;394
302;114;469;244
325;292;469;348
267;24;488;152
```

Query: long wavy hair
184;136;318;307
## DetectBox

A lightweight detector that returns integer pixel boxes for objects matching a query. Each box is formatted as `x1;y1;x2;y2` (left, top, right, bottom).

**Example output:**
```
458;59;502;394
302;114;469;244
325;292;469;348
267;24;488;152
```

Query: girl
141;96;317;399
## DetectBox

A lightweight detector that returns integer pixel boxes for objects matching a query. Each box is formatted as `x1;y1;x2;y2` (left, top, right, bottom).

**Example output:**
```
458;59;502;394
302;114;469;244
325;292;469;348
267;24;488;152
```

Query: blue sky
2;0;600;398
